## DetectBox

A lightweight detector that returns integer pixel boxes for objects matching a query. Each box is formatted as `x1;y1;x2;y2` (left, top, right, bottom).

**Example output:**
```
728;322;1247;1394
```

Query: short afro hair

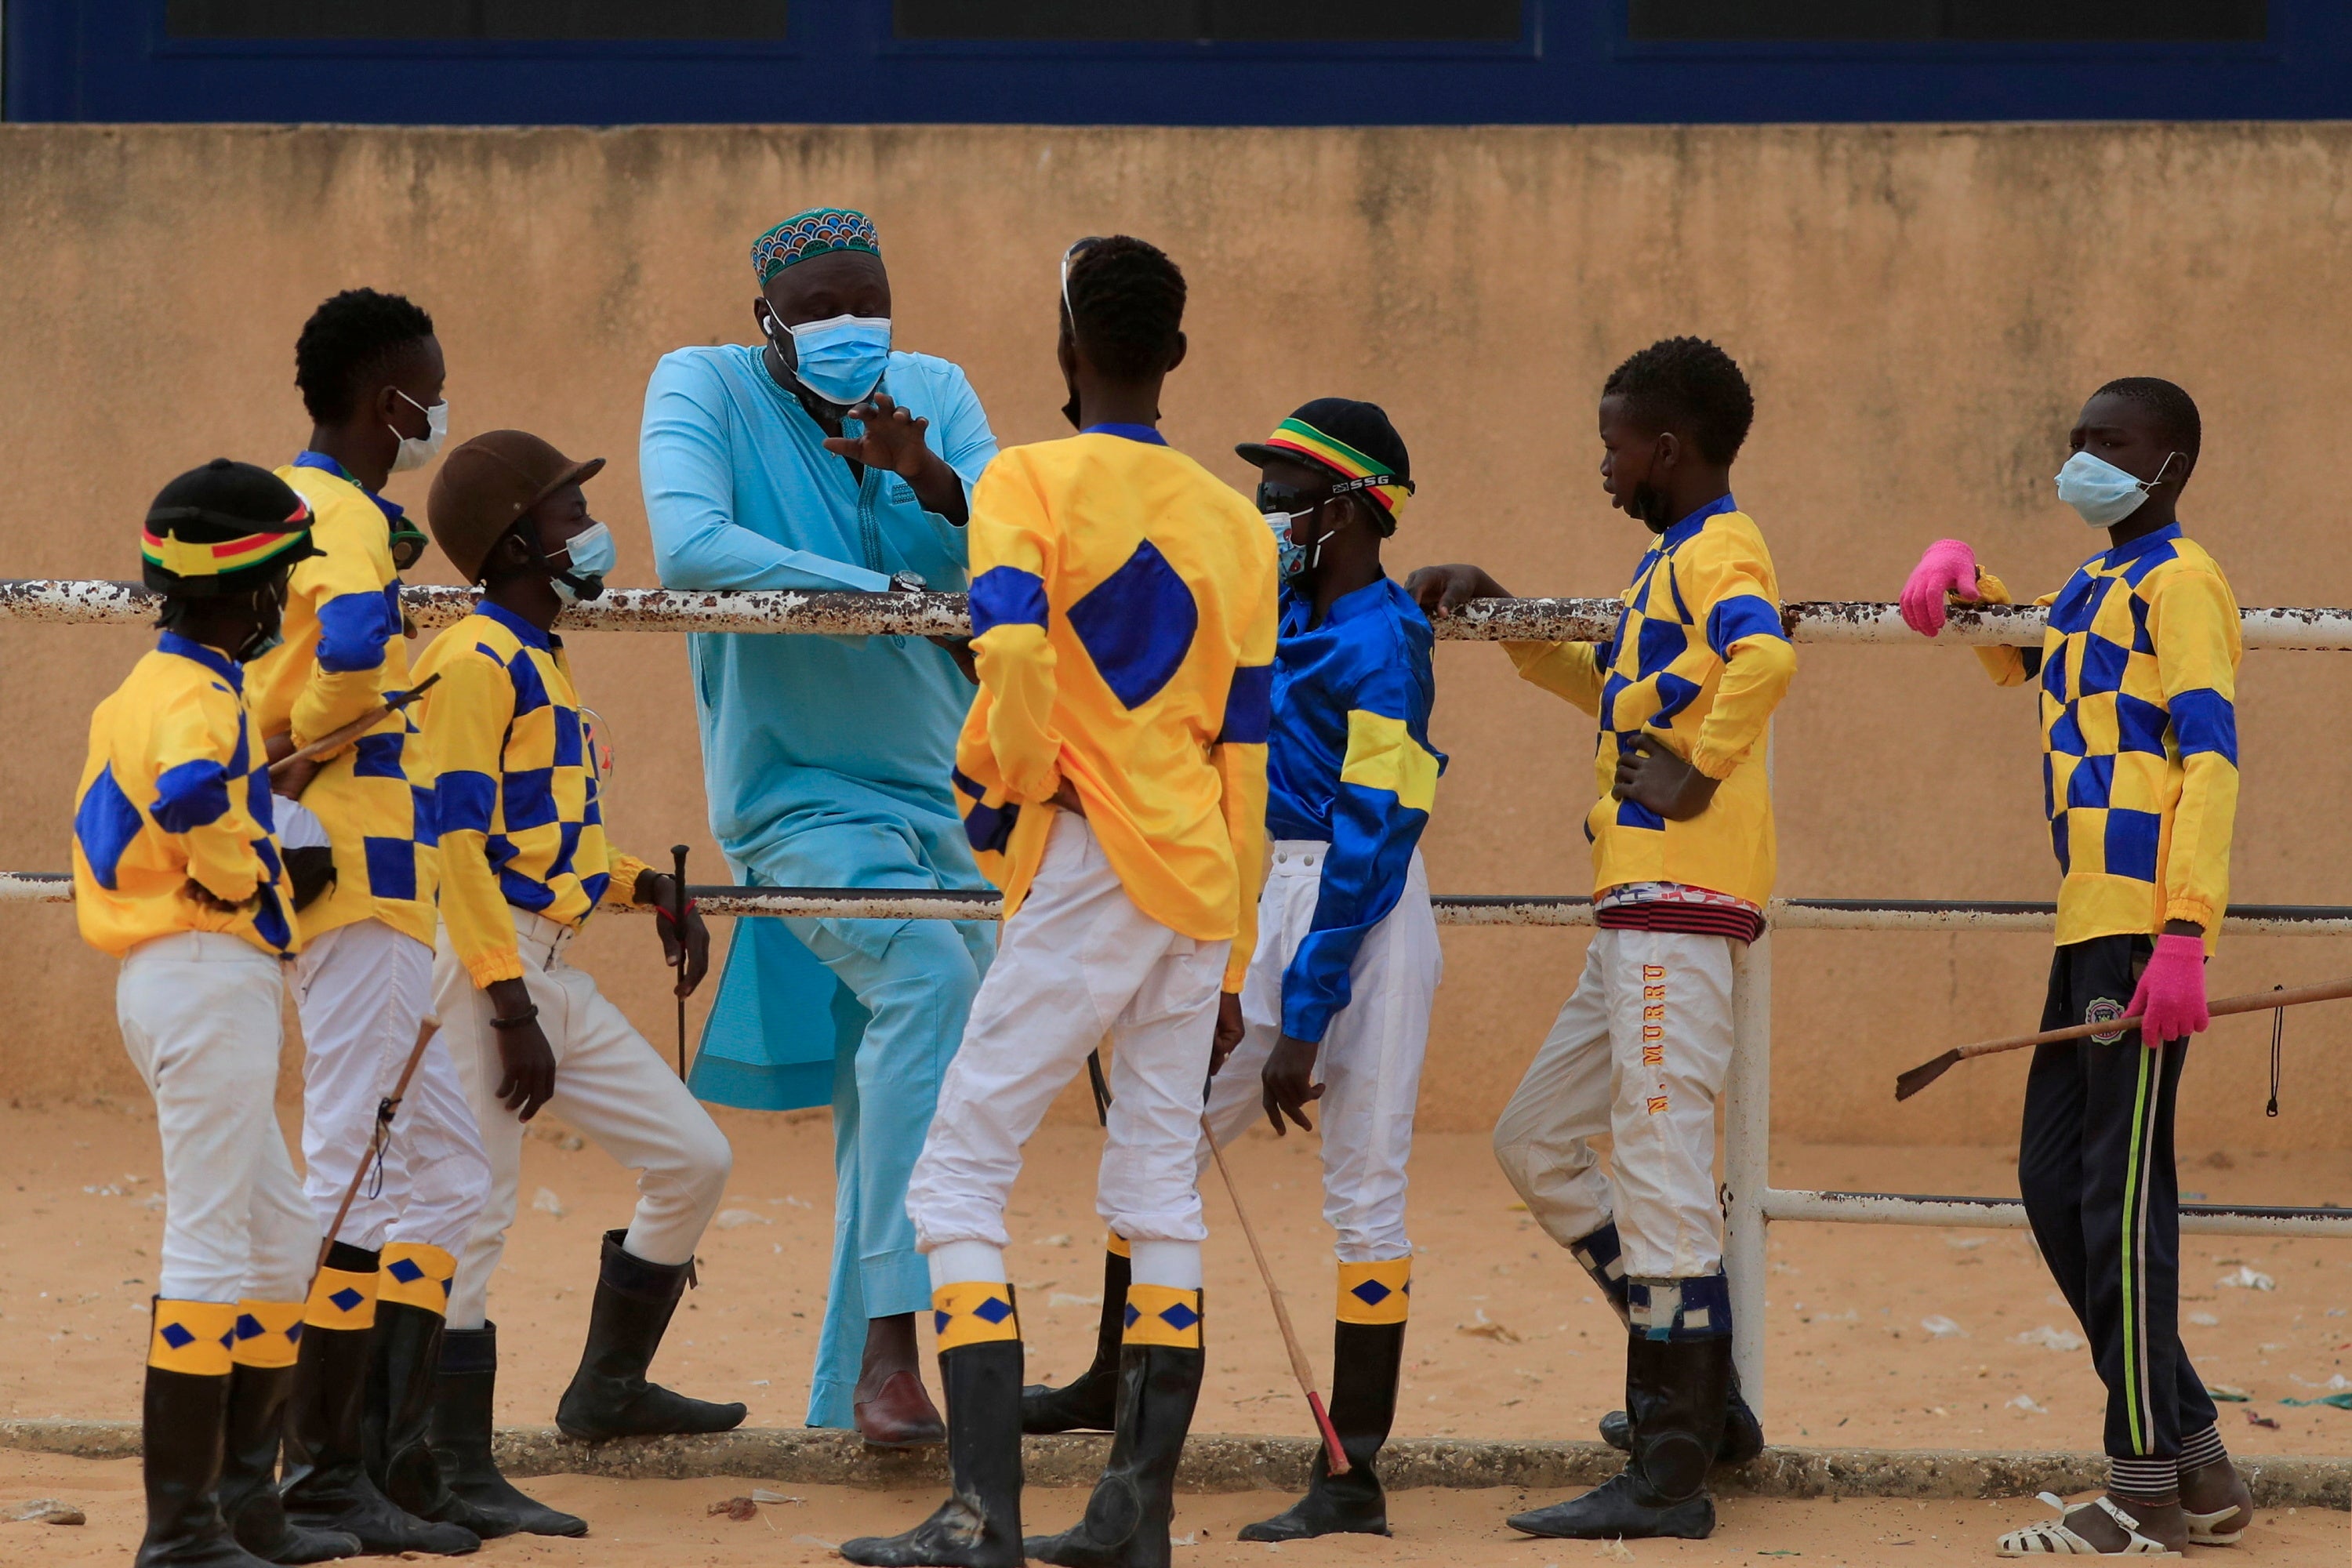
295;289;435;425
2092;376;2201;463
1062;236;1185;381
1602;336;1755;466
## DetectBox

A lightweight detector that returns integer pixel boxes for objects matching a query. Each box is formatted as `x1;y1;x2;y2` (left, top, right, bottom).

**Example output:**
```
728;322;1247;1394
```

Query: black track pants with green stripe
2018;935;2220;1477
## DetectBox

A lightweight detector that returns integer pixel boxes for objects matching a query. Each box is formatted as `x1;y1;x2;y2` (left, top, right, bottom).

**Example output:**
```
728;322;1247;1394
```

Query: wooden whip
267;673;441;779
1894;975;2352;1102
314;1018;441;1271
670;844;691;1079
1202;1120;1351;1476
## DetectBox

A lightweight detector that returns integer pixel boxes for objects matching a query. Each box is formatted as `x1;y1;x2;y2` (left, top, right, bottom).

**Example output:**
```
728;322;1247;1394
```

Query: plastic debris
1456;1308;1522;1343
713;1209;771;1229
1039;1233;1072;1247
2013;1324;2085;1352
9;1499;85;1525
1049;1292;1103;1308
2208;1384;2252;1402
2282;1392;2352;1410
708;1495;759;1520
1921;1316;1966;1338
2245;1410;2281;1429
2217;1265;2275;1290
2008;1394;2046;1412
793;1534;843;1550
531;1187;565;1218
750;1489;803;1504
1595;1541;1636;1562
2188;1312;2221;1327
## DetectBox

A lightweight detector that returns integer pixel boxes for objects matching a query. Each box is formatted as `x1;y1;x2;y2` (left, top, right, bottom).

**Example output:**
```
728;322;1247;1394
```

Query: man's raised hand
822;393;935;478
1403;563;1513;616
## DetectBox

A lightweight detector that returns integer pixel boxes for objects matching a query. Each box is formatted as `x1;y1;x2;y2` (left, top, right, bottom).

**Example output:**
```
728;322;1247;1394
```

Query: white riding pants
1200;842;1441;1262
1492;927;1737;1279
435;908;734;1329
118;933;316;1303
907;814;1229;1252
292;916;488;1255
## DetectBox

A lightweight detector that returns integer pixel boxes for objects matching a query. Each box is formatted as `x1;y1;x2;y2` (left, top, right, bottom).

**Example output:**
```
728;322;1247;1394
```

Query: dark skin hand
1613;731;1721;821
474;487;713;1122
755;251;969;525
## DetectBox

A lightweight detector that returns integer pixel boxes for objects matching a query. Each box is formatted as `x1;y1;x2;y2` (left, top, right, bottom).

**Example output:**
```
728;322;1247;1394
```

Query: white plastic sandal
1994;1493;2183;1556
2183;1499;2249;1547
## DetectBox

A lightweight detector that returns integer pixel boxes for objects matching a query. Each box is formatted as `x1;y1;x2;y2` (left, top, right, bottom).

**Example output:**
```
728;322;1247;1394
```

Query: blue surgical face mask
772;311;892;407
553;521;615;605
2055;449;2181;528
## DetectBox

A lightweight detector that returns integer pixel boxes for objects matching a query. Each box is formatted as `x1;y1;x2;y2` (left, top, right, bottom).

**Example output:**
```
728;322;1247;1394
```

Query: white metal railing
10;578;2351;1421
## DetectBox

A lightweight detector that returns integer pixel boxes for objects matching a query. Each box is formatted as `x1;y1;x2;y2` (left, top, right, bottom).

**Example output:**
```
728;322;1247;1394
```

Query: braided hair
2093;376;2201;463
295;288;435;423
1062;236;1185;380
1602;336;1755;466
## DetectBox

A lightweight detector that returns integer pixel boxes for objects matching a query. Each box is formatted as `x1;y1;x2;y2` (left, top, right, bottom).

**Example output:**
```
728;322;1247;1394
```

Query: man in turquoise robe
641;209;994;1441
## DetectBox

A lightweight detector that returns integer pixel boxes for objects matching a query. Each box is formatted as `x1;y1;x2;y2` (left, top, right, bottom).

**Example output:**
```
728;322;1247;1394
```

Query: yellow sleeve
1968;571;2047;688
1677;536;1795;780
2149;566;2243;935
149;684;267;906
1214;581;1277;994
965;455;1065;803
1506;640;1605;713
603;849;656;911
418;651;524;988
285;544;398;753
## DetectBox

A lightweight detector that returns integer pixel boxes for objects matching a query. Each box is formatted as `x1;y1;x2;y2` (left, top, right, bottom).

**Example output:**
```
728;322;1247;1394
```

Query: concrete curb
3;1419;2343;1508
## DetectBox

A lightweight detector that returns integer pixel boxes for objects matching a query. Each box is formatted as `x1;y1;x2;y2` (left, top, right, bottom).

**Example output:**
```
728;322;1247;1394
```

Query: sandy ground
2;1453;2347;1565
2;1100;2348;1559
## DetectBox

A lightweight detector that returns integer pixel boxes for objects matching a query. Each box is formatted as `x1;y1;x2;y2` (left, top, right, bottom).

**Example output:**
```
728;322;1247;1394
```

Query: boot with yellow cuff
840;1279;1026;1568
1240;1260;1409;1541
280;1243;479;1556
217;1299;360;1564
1021;1232;1128;1434
365;1243;511;1540
1026;1283;1207;1568
139;1298;274;1568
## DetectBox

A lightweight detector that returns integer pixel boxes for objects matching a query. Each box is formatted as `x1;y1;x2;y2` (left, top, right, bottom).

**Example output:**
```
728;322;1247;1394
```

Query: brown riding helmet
426;430;607;584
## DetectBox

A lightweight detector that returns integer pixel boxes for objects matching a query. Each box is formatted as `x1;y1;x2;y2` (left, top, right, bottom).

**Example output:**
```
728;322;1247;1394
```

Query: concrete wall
5;122;2350;1152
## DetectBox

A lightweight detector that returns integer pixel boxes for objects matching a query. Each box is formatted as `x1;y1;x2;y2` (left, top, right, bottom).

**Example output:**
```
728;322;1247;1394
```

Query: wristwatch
887;571;927;593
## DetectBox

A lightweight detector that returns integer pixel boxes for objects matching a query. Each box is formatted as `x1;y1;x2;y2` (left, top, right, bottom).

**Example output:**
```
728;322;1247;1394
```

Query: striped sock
2180;1423;2227;1472
2109;1454;2179;1503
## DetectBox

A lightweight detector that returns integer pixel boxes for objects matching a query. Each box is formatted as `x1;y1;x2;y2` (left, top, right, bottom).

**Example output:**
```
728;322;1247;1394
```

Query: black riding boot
554;1229;748;1439
430;1323;588;1537
365;1293;514;1539
217;1356;361;1564
1025;1330;1207;1568
136;1312;277;1568
1240;1319;1403;1540
280;1245;480;1556
840;1334;1028;1568
1571;1224;1762;1468
1509;1334;1732;1541
1022;1239;1128;1434
1598;1363;1763;1465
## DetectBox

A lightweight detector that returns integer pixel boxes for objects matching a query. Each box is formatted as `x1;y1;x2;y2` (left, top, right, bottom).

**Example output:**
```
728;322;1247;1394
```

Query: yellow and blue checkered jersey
245;455;437;949
1506;497;1795;910
72;634;298;960
1266;577;1445;1044
953;425;1278;993
1971;524;2241;950
411;601;656;989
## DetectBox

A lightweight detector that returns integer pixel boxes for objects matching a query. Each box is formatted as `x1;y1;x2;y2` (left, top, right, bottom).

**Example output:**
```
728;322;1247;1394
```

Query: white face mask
388;389;449;473
2054;448;2183;528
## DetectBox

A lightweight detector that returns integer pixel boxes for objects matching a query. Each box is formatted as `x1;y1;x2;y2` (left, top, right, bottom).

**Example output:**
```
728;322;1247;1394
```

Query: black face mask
1626;480;1675;532
233;587;286;664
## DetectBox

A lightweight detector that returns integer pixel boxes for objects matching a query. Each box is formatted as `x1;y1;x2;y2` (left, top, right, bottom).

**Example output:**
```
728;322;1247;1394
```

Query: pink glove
2126;934;2209;1045
1898;539;1981;637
